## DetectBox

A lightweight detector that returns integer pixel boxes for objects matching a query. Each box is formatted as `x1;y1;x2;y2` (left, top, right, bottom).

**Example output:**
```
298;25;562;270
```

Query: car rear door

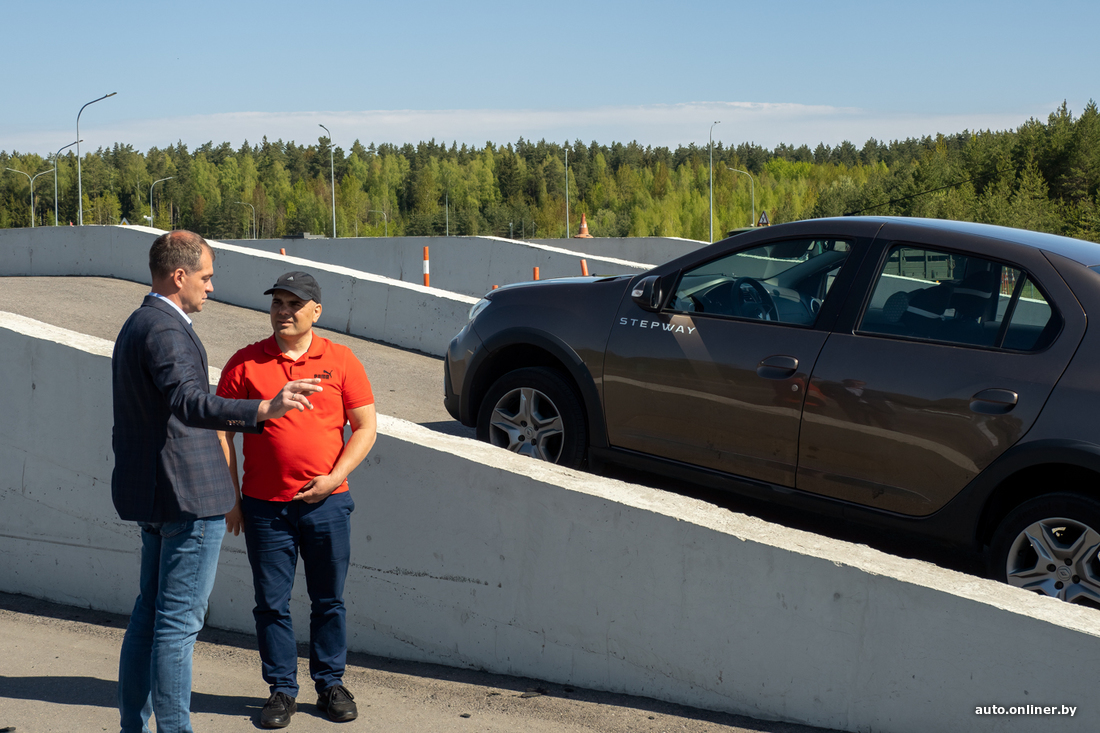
797;226;1085;516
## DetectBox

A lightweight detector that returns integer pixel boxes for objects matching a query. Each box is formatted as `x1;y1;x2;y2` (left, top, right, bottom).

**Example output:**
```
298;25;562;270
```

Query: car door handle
756;355;799;380
969;388;1019;415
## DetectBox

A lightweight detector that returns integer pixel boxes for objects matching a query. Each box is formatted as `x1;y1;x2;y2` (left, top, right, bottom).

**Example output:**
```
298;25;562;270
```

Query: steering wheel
731;277;779;321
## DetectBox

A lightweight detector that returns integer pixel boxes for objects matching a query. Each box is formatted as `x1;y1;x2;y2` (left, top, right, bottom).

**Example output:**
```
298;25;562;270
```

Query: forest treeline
1;102;1098;243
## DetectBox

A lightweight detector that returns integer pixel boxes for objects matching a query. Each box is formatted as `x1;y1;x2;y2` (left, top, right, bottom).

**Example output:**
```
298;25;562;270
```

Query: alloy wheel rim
487;387;564;462
1005;516;1100;606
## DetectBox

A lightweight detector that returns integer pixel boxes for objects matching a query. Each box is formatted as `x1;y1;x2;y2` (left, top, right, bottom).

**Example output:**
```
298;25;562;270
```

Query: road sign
757;211;770;227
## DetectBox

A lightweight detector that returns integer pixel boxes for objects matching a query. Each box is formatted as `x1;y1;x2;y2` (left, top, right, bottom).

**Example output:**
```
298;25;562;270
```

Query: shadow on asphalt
418;420;477;439
0;673;253;717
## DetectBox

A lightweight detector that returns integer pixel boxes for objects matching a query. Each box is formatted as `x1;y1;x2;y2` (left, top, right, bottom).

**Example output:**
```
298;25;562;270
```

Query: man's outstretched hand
257;379;323;421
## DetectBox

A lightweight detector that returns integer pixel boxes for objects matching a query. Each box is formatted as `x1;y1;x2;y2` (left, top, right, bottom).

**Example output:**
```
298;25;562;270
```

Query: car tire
989;492;1100;607
476;367;588;468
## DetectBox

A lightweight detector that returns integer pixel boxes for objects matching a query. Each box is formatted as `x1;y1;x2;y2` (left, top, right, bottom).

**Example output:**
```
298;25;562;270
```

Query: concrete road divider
2;310;1097;733
0;226;475;356
224;235;652;297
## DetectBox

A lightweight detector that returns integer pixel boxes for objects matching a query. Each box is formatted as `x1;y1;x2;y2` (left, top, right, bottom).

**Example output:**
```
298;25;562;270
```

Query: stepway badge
618;317;696;335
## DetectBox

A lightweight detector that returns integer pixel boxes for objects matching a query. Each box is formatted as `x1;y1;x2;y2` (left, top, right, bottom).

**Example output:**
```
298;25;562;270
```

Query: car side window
668;238;852;326
858;244;1062;351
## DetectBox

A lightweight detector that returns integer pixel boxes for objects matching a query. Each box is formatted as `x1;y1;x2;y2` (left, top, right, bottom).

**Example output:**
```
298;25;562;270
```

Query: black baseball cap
264;271;321;303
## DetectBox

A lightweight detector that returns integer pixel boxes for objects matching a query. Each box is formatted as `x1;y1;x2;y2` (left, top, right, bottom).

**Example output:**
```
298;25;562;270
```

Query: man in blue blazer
112;230;322;733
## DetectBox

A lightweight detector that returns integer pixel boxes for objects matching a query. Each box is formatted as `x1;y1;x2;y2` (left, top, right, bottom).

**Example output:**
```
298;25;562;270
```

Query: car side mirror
631;275;664;312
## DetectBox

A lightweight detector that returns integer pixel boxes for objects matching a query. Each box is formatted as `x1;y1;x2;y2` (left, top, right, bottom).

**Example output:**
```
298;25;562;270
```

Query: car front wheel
477;367;587;468
989;493;1100;608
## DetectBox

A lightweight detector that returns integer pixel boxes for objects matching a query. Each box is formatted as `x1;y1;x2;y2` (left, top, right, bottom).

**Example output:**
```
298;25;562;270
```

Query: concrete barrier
529;236;707;265
2;310;1097;733
0;226;476;356
223;236;653;298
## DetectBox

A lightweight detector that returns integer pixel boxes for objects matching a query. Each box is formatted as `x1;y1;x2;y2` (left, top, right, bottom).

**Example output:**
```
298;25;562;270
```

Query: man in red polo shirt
217;271;376;728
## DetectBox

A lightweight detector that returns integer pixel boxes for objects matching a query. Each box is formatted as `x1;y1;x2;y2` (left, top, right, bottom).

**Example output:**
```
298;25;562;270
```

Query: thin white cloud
3;102;1054;156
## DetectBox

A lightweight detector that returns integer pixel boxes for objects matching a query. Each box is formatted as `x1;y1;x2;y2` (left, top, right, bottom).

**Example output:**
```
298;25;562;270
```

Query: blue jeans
118;517;226;733
243;492;354;697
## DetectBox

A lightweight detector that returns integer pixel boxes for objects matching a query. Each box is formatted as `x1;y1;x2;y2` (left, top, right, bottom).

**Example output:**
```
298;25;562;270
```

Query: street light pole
368;210;388;237
564;146;570;238
709;121;720;243
77;92;117;226
234;201;256;239
726;167;756;227
53;139;80;226
150;177;174;230
319;124;336;238
7;167;56;227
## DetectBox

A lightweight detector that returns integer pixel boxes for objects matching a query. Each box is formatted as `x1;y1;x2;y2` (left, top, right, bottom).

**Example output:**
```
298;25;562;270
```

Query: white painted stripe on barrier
3;311;1100;733
0;311;115;357
478;234;653;269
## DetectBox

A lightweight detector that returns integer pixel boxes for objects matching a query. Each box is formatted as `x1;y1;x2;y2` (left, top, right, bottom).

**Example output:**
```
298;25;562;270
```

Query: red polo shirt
217;334;374;501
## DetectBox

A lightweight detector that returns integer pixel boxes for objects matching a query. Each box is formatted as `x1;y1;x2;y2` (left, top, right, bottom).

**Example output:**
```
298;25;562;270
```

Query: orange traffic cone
573;213;593;238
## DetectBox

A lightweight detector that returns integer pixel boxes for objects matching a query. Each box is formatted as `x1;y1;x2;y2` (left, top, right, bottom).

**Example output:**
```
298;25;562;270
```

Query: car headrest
951;271;998;321
882;291;910;323
904;283;954;320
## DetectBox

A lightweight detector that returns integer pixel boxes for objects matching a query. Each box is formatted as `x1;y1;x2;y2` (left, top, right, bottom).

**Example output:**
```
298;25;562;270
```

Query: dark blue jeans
118;517;226;733
243;492;354;697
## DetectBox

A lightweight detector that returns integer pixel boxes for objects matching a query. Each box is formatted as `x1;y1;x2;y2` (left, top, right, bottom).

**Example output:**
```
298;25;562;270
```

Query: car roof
834;216;1100;267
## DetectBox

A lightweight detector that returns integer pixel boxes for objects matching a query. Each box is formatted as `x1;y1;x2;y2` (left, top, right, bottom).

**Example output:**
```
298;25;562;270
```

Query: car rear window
858;244;1062;352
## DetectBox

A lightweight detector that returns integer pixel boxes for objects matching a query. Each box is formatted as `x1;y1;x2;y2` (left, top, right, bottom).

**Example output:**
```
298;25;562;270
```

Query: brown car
445;217;1100;605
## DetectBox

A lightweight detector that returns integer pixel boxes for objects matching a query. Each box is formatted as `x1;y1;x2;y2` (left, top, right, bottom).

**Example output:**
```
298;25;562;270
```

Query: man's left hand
294;474;343;503
226;501;245;536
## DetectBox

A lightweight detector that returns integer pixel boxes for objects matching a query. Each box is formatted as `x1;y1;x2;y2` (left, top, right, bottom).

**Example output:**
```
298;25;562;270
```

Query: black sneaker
259;691;297;728
317;684;357;722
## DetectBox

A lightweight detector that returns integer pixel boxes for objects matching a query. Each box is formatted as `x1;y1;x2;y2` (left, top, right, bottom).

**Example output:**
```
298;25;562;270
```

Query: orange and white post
580;259;589;276
423;246;430;287
533;266;540;281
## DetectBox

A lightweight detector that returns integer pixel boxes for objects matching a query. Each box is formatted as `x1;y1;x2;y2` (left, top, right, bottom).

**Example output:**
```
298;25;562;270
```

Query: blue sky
3;0;1097;156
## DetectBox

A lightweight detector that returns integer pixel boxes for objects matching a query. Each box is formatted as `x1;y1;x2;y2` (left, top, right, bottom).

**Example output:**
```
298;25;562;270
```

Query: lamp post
564;146;570;238
368;210;388;237
7;167;56;227
53;140;80;226
149;176;174;230
709;120;720;243
726;167;756;227
234;201;256;239
77;92;117;226
319;124;336;238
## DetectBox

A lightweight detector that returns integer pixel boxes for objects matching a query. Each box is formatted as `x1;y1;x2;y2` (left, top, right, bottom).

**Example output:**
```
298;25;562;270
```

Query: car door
601;236;859;487
797;229;1086;516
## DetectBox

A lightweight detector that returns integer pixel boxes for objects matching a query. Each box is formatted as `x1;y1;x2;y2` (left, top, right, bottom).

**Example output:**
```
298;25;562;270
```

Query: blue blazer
111;295;263;522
